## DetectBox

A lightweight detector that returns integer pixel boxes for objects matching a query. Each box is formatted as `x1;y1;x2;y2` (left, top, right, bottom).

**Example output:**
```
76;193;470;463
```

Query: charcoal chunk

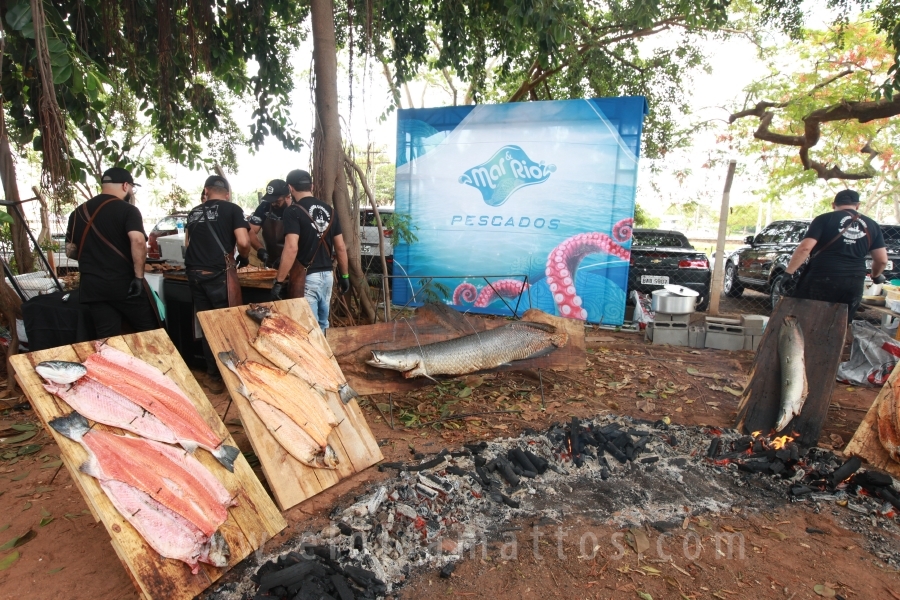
337;522;353;536
439;561;457;579
330;574;355;600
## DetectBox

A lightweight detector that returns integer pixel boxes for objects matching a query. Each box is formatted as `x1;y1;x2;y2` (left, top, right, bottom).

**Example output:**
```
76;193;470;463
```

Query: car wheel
723;262;743;297
770;272;785;310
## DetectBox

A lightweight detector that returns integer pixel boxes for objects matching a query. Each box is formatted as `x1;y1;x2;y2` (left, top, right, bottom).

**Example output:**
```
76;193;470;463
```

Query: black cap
204;175;230;192
262;179;290;202
835;189;860;205
286;169;312;188
101;167;140;187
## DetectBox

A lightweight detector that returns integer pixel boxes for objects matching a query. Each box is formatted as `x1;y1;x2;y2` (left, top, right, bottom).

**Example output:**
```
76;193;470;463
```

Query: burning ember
771;435;793;451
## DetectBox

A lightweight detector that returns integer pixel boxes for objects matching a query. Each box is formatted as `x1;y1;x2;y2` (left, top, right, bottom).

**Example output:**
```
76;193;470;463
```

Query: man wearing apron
248;179;292;268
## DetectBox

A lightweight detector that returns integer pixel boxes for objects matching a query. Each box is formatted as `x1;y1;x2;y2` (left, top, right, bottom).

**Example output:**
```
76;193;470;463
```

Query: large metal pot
651;287;697;314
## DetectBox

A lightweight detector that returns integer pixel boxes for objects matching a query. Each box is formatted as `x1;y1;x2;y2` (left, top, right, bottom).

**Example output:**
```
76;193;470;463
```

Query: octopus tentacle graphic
452;279;530;307
545;217;633;320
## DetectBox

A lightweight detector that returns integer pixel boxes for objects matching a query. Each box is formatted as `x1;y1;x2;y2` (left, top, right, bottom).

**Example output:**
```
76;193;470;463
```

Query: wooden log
327;305;586;396
845;367;900;478
735;297;847;446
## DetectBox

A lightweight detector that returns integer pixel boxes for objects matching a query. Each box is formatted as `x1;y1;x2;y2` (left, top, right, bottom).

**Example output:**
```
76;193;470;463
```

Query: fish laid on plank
82;343;239;472
366;321;568;379
101;480;230;574
246;397;339;469
49;412;236;537
775;315;808;432
878;378;900;462
247;303;358;403
218;351;339;451
38;368;180;446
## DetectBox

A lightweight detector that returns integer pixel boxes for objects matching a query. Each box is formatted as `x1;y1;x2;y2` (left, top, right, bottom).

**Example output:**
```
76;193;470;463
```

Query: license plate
640;275;669;285
867;259;893;270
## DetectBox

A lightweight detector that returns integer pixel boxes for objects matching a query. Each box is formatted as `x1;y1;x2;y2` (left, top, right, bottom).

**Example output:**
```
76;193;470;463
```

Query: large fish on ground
366;321;568;379
218;351;339;452
775;315;808;432
82;343;239;472
878;378;900;462
246;304;358;403
49;412;235;537
39;375;180;446
101;480;230;574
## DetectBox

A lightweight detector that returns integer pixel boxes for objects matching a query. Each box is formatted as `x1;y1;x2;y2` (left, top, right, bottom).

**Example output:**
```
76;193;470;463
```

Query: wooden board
164;271;275;289
326;304;586;396
735;297;847;447
9;330;286;600
845;371;900;477
197;299;383;511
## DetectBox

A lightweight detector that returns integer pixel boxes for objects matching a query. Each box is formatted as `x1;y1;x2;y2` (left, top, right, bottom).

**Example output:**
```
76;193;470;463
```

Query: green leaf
0;551;19;571
10;424;36;432
40;460;62;469
637;592;653;600
5;1;31;31
458;387;472;398
0;525;8;533
39;517;53;527
22;502;31;511
52;63;73;85
17;444;42;456
48;566;64;574
40;508;50;518
46;38;66;54
814;584;836;597
0;529;35;551
4;431;36;444
10;472;29;481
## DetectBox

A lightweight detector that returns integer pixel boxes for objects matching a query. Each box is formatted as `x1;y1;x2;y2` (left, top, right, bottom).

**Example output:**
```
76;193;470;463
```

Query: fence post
708;160;737;316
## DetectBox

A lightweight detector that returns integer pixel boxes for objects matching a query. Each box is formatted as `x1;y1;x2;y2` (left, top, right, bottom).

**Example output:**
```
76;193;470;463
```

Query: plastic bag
836;321;900;386
631;290;654;330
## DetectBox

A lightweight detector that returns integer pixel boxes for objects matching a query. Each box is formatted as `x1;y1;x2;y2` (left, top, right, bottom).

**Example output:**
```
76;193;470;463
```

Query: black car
628;229;712;311
723;219;900;308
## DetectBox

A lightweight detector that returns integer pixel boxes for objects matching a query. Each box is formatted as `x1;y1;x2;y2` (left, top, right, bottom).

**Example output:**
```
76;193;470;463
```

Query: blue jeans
305;270;333;332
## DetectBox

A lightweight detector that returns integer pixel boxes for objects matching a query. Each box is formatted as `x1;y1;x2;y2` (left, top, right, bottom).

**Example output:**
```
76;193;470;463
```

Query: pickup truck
627;229;711;311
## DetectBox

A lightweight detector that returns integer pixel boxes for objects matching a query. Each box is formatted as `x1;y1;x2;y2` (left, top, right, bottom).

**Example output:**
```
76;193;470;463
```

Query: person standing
65;167;158;337
184;175;251;392
783;189;888;322
247;179;292;268
272;169;350;332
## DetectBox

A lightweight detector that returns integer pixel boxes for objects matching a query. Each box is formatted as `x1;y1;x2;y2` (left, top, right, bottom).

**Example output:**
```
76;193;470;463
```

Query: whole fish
218;351;339;449
366;321;568;379
877;377;900;462
40;377;180;446
35;361;87;385
774;315;808;432
83;343;239;472
246;304;358;403
49;412;236;537
101;480;230;574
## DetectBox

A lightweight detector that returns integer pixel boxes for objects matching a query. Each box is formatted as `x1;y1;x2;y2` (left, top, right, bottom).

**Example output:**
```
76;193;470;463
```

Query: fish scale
366;321;568;379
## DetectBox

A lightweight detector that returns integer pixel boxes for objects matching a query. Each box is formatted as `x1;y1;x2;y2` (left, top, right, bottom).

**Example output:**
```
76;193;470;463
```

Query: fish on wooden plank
246;303;358;403
35;361;86;385
366;321;568;379
775;315;808;432
82;343;239;471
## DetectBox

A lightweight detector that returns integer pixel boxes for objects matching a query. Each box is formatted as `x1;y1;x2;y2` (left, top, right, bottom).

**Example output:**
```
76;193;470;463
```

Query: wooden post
708;160;737;316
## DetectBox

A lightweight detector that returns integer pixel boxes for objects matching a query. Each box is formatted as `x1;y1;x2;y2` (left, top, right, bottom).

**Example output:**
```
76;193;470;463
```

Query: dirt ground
0;327;897;600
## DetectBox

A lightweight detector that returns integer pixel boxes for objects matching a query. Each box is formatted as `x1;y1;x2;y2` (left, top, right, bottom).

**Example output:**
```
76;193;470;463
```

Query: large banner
392;98;647;325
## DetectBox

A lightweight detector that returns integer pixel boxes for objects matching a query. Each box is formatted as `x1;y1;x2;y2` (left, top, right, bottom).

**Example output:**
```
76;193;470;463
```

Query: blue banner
393;98;647;325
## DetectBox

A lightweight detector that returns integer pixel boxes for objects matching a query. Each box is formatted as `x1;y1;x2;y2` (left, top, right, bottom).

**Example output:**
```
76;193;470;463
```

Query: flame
771;436;792;450
751;431;762;438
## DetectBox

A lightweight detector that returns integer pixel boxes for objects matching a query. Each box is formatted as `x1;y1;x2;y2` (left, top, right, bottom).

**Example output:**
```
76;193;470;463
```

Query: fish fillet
218;351;338;448
878;379;900;462
775;316;808;432
249;400;338;469
49;412;234;537
43;377;179;446
247;304;358;403
83;344;239;472
101;480;230;574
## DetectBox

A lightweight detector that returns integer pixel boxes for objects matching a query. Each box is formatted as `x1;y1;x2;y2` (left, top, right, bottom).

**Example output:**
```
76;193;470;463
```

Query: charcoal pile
245;548;386;599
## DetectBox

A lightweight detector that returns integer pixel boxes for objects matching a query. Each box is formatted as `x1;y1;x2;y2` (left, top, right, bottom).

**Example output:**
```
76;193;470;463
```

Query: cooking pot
651;285;698;314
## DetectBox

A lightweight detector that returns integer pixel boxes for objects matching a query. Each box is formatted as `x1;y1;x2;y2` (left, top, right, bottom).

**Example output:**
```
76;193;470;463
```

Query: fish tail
48;411;90;442
213;444;240;472
217;350;239;371
338;383;358;404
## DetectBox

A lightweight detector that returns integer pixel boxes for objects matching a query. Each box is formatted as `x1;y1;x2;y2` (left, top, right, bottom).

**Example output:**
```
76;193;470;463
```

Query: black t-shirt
283;197;343;274
804;209;885;277
66;195;145;302
248;200;288;227
184;200;249;271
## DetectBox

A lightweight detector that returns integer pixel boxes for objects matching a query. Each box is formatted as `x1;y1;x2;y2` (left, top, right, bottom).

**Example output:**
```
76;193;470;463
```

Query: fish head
366;351;420;373
35;361;87;385
205;531;231;567
245;303;272;323
783;315;799;328
322;445;340;469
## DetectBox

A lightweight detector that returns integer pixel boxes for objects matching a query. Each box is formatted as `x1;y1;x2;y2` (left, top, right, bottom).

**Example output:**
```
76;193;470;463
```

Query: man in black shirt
184;175;251;391
784;189;888;321
272;169;350;332
65;167;158;337
248;179;291;267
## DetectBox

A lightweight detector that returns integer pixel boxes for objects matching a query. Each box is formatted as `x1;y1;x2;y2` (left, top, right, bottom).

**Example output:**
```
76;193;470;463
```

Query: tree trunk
310;0;376;323
0;120;35;274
